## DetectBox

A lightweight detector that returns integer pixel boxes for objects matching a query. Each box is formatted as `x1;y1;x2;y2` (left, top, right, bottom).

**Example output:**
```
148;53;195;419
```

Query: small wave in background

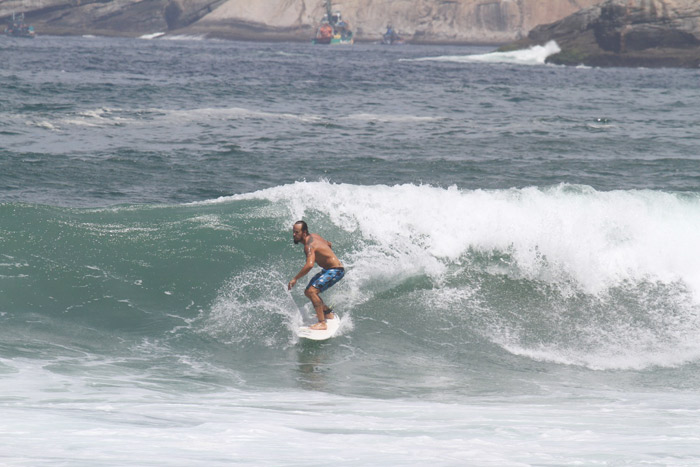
407;40;561;66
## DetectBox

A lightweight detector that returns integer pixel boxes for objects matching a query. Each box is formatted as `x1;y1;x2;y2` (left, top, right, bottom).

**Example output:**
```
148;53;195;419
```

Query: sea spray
204;269;301;347
229;182;700;298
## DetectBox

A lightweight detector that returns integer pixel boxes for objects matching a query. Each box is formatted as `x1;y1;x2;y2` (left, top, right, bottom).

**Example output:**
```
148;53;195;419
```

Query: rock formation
501;0;700;67
180;0;600;44
0;0;225;36
1;0;599;44
1;0;169;36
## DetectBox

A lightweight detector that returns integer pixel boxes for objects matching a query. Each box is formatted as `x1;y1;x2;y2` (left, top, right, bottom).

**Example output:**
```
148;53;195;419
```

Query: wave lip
225;181;700;295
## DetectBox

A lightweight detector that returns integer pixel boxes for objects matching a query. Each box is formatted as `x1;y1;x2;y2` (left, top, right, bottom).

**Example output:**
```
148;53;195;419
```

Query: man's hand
287;278;297;290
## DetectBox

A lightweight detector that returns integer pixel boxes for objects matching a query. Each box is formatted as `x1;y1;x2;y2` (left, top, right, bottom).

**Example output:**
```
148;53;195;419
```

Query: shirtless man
288;221;345;330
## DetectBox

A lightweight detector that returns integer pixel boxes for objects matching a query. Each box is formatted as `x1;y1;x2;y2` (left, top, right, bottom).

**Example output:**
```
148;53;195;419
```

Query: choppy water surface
1;35;700;465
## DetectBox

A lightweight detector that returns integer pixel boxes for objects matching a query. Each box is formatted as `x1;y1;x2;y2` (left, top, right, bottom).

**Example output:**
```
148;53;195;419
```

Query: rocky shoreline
501;0;700;68
5;0;700;67
2;0;597;44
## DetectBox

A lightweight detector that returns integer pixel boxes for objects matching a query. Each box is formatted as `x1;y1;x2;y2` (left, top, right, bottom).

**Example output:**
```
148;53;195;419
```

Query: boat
5;13;35;38
312;0;353;45
381;25;404;45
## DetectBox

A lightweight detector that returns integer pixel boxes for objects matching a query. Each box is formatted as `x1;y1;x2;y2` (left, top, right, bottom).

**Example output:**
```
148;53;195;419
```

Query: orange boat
312;1;353;45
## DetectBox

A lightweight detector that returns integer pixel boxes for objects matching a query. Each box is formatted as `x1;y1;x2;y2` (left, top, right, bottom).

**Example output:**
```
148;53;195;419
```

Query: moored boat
312;0;353;45
382;25;404;45
5;13;35;38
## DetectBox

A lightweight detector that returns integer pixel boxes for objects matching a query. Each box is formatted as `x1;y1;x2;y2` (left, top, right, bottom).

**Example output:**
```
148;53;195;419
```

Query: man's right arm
288;244;316;289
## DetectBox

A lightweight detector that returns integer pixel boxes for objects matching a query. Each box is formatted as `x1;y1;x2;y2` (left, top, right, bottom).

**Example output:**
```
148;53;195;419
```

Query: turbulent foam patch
203;265;353;347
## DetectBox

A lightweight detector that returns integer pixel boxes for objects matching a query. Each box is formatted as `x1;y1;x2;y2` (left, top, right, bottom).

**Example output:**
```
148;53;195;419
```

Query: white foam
228;182;700;297
2;358;700;465
30;105;447;131
499;339;700;371
203;269;301;347
342;113;446;123
28;120;58;131
218;181;700;369
160;34;206;41
155;107;446;126
139;32;165;40
410;40;562;66
165;106;321;123
59;108;132;128
190;181;700;368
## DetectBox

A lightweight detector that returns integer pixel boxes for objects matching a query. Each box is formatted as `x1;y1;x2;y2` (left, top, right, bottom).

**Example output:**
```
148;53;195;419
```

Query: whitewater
2;36;700;465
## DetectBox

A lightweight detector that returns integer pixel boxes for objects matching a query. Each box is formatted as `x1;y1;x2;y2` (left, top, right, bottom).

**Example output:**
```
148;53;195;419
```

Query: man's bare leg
305;287;334;330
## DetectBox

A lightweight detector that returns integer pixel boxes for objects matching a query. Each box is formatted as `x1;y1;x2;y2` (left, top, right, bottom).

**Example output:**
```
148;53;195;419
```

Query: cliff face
502;0;700;67
182;0;601;43
2;0;599;43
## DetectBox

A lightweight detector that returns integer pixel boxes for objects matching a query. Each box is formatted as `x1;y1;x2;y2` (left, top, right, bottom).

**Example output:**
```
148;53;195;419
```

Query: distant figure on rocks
382;24;402;44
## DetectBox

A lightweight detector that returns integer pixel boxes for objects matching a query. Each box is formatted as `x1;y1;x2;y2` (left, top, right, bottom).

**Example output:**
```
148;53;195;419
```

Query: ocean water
2;35;700;465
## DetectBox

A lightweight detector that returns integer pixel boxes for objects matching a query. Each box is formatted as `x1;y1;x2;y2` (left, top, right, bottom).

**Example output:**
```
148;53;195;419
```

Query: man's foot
324;306;334;321
309;320;327;331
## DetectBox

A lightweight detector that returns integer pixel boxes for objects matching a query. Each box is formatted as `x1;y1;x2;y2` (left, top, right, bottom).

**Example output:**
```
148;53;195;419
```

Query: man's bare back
303;233;343;270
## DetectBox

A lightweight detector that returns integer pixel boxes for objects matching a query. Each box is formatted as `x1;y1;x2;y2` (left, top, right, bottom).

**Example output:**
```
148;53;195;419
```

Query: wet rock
501;0;700;67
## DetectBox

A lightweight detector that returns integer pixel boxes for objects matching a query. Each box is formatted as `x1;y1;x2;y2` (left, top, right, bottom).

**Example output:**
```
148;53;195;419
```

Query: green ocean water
1;36;700;465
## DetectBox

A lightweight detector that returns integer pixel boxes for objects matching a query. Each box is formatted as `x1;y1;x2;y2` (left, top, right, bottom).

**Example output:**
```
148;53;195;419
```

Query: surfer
288;221;345;330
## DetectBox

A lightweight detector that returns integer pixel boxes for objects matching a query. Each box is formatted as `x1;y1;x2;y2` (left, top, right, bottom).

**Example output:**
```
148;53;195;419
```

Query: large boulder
502;0;700;67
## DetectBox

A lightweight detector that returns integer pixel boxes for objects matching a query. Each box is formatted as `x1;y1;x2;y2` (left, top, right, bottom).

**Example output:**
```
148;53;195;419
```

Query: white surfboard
297;315;340;341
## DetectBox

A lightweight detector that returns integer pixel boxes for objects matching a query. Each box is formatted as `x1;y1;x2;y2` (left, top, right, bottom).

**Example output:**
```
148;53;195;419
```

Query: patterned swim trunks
306;267;345;293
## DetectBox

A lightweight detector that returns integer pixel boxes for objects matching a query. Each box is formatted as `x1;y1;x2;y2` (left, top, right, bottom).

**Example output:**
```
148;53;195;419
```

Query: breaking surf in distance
139;32;166;40
407;40;561;66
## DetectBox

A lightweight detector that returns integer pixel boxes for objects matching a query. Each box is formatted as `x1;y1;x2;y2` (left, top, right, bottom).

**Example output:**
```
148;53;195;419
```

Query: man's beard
294;239;300;244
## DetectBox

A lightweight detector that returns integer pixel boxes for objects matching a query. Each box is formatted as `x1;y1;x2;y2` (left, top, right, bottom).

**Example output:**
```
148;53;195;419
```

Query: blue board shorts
306;267;345;293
